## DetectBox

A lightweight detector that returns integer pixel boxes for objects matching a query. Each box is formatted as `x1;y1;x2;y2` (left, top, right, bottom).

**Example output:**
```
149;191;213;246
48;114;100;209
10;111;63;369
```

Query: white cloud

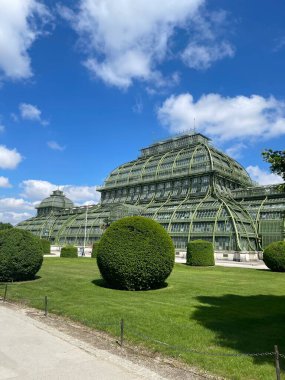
63;185;101;204
0;197;36;225
19;103;48;125
60;0;217;88
246;166;283;186
182;41;234;70
0;180;101;225
0;197;34;211
0;176;12;188
20;179;101;204
0;124;5;133
0;0;51;80
47;141;65;151
132;96;144;114
0;211;33;225
225;143;247;159
0;145;23;169
157;93;285;141
20;180;55;200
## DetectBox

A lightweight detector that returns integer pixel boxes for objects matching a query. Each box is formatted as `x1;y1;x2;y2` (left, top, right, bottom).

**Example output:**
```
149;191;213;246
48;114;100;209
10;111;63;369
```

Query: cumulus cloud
60;0;235;88
225;143;247;159
4;179;101;224
181;9;234;70
182;41;234;70
0;197;34;211
157;93;285;141
246;166;283;186
20;179;101;204
47;141;65;151
19;103;48;125
0;0;51;80
0;197;36;225
0;176;12;188
0;145;23;169
0;211;34;225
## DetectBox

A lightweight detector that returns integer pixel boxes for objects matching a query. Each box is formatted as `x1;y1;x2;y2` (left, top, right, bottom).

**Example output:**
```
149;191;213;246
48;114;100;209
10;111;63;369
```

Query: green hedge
60;245;78;258
97;216;175;290
40;239;51;254
0;222;13;231
186;240;215;266
91;242;99;258
0;228;43;281
263;241;285;272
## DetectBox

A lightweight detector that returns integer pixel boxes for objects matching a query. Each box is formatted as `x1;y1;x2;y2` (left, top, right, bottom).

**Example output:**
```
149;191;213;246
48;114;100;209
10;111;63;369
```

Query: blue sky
0;0;285;224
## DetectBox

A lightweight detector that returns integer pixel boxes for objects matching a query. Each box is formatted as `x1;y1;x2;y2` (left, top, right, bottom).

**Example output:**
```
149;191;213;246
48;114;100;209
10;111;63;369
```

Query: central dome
36;190;74;216
102;133;253;191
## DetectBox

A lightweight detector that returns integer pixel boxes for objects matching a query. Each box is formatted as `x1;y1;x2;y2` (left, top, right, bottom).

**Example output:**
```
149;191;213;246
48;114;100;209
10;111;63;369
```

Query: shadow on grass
0;275;42;284
193;294;285;367
92;278;169;291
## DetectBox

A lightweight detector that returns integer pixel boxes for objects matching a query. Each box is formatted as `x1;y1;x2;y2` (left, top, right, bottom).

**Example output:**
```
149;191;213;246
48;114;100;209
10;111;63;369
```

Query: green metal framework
17;132;285;251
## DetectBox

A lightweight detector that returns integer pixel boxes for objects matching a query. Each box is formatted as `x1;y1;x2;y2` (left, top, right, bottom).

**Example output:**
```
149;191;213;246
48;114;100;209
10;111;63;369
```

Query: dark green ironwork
17;132;285;252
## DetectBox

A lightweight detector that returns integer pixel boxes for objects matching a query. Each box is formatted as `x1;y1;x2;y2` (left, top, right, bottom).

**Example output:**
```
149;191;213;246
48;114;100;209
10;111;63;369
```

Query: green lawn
1;258;285;380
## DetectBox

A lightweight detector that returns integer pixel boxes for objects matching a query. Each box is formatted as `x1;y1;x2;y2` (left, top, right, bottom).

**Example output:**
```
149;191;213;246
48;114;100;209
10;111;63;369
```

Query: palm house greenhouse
17;132;285;260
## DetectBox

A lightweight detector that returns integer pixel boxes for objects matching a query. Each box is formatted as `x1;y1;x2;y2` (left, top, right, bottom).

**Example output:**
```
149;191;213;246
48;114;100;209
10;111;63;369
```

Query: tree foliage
0;222;13;231
97;216;175;290
262;149;285;189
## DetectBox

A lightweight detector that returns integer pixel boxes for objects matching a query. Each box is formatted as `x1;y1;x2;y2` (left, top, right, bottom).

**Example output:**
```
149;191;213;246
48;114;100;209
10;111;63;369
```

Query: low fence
0;283;284;380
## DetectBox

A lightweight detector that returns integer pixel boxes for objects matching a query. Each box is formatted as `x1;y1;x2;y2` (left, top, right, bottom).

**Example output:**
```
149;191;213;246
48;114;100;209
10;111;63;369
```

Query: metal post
44;296;48;317
275;345;281;380
3;284;7;302
120;319;124;347
83;206;89;256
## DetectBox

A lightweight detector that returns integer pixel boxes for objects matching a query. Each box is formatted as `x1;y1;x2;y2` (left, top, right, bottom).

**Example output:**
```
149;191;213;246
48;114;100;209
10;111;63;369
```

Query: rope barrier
1;285;284;361
127;327;279;358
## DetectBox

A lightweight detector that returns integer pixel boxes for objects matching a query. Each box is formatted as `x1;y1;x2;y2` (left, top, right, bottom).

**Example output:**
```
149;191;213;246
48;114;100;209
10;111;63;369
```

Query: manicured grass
1;258;285;379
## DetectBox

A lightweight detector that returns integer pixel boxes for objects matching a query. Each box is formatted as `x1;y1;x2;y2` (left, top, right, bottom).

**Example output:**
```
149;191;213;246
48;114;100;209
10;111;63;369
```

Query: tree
0;222;13;231
262;149;285;190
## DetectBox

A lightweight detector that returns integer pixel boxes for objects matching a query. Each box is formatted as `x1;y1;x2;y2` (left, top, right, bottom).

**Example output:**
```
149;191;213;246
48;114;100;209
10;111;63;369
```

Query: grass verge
1;258;285;380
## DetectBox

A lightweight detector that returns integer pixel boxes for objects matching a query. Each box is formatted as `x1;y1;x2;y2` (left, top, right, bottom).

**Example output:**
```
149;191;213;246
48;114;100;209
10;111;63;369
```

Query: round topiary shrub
0;228;43;282
40;238;51;254
60;245;78;258
263;241;285;272
187;240;215;266
91;241;99;258
97;216;175;290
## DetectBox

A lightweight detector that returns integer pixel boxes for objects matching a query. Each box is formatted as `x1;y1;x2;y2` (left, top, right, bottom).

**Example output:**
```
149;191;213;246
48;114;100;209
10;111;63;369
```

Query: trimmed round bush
60;245;78;258
91;241;99;258
0;228;43;282
187;240;215;266
97;216;175;290
40;239;51;254
263;241;285;272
